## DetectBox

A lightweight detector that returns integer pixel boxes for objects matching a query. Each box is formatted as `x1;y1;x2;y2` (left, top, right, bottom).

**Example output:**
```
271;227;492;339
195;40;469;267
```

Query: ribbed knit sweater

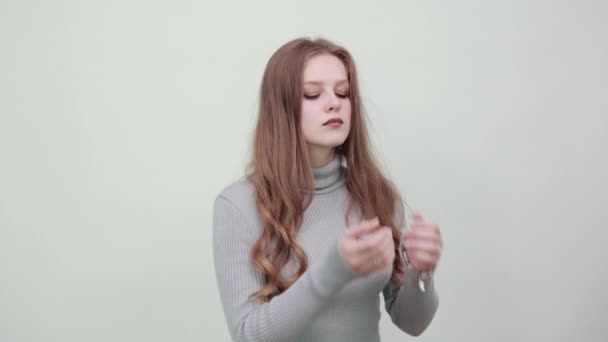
212;155;439;341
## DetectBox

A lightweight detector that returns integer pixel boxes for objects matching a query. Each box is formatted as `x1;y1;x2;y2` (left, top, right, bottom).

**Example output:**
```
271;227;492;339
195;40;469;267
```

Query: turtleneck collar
312;153;346;194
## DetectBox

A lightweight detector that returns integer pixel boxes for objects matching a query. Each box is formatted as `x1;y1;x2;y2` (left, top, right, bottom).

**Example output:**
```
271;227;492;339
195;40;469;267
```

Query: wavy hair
246;37;405;302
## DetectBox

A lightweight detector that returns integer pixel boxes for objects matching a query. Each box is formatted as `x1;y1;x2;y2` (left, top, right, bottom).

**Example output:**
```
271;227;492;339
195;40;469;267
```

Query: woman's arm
382;269;439;336
382;199;440;335
212;195;358;342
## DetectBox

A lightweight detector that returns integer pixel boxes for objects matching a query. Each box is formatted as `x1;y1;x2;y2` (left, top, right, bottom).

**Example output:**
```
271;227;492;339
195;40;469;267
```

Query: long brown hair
246;37;405;303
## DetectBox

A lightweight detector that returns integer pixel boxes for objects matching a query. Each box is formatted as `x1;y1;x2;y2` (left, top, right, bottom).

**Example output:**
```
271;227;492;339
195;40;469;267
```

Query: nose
325;93;341;113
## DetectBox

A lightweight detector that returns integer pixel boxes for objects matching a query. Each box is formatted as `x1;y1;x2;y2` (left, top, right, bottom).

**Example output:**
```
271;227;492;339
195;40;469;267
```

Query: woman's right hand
338;217;395;275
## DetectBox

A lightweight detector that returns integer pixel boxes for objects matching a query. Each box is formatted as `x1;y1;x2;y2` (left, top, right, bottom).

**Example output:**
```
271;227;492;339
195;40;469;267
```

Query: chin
318;137;348;148
307;130;349;149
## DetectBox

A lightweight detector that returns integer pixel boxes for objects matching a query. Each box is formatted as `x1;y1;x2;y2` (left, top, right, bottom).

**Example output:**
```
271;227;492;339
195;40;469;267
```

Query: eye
304;94;320;100
335;93;349;99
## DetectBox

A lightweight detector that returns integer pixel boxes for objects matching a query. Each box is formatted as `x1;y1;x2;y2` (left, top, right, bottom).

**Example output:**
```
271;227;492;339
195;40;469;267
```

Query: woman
212;37;443;341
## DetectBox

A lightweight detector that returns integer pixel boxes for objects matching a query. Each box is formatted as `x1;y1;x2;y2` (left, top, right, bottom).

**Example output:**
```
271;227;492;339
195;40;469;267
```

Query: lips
323;118;343;125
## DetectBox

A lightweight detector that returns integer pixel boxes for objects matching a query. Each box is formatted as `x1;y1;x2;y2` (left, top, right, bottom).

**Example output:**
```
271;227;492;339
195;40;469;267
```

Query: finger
410;251;438;271
356;227;390;253
410;260;435;272
361;247;393;274
406;221;439;233
358;259;378;275
364;253;381;271
381;240;396;265
346;217;381;238
404;228;439;241
412;211;424;223
372;229;394;257
405;238;442;254
353;250;379;275
380;229;395;250
409;220;439;231
404;240;442;257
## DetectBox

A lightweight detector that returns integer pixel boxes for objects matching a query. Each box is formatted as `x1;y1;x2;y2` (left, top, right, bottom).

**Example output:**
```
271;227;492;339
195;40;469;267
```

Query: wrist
400;242;434;292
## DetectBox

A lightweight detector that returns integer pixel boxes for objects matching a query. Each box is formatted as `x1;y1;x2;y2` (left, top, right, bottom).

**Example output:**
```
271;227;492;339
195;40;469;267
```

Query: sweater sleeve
212;195;358;342
382;268;439;336
381;199;439;336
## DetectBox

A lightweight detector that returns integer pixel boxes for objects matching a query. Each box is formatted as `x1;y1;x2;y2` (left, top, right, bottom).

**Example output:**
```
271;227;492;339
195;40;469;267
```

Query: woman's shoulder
214;178;264;232
215;177;258;218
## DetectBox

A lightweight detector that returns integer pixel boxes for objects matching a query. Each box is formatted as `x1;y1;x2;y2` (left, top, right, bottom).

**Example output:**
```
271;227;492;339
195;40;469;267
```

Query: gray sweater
212;155;439;341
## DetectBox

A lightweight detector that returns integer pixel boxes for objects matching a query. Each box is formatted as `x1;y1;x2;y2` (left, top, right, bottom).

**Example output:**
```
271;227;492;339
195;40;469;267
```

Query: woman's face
300;54;352;153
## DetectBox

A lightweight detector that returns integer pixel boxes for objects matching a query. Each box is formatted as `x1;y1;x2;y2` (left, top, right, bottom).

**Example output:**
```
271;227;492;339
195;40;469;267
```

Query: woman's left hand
403;212;443;272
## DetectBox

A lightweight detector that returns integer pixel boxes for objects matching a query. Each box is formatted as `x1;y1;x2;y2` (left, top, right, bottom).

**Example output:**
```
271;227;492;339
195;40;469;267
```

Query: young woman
212;37;443;342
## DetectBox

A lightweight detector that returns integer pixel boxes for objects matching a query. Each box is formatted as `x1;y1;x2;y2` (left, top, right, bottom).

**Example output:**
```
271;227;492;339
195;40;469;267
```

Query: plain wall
1;1;607;341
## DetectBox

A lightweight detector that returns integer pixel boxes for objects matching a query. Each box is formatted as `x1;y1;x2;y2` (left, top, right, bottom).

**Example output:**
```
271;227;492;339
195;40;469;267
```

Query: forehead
303;54;348;83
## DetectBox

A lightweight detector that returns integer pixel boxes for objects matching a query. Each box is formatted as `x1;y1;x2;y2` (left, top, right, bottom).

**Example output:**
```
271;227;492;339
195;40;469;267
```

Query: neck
308;145;336;167
311;152;345;194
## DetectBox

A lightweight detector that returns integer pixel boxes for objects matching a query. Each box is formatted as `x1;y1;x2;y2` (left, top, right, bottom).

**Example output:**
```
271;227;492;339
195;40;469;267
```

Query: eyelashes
303;93;349;100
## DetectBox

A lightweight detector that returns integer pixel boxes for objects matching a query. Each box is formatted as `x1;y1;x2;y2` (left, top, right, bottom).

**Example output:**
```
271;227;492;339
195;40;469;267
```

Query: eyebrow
303;79;349;86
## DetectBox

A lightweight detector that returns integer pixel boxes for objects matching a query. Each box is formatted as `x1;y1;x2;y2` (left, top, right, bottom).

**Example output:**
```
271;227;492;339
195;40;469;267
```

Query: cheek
300;101;312;121
299;101;316;139
300;101;320;127
342;101;352;122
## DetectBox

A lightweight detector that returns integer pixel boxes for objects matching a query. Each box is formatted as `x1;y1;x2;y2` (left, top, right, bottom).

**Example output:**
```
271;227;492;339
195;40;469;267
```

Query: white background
1;1;607;341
